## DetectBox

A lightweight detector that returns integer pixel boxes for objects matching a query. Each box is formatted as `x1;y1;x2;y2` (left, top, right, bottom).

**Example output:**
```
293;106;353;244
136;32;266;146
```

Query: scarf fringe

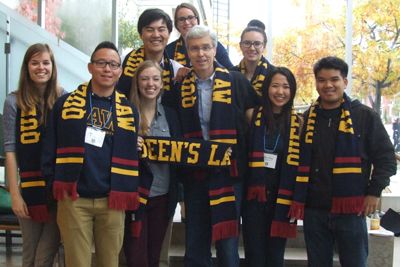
109;191;139;211
28;205;50;222
246;186;267;202
230;160;238;177
53;181;78;201
212;220;239;242
331;196;364;214
130;221;142;238
288;201;305;220
271;221;297;238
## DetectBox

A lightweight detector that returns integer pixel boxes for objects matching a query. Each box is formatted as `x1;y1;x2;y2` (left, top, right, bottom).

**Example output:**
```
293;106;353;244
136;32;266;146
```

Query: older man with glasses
177;25;257;267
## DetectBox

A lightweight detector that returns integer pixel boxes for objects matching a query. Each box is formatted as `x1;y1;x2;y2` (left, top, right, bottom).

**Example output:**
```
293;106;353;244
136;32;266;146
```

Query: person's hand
11;192;30;219
226;147;232;157
137;136;144;151
173;67;191;82
359;195;380;216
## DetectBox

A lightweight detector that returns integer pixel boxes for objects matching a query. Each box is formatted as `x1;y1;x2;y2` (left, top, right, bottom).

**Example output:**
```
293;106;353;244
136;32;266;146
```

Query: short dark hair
247;19;265;31
90;41;119;62
174;3;200;30
137;8;173;35
313;56;348;78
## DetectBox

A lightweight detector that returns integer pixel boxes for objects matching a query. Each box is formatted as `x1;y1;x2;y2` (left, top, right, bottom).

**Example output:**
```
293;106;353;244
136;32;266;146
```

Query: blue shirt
196;73;215;140
148;103;171;197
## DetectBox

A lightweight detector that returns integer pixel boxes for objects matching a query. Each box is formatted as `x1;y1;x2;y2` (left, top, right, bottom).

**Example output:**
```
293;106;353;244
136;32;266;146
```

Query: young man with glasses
177;25;257;267
166;2;233;69
42;41;140;267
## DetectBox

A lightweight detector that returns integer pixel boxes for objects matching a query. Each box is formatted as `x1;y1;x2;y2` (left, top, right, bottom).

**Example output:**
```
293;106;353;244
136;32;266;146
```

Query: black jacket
163;106;183;218
304;99;396;209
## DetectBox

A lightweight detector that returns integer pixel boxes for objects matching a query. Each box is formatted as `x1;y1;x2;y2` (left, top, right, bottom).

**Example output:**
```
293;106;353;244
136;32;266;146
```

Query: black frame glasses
91;60;121;70
177;15;198;24
240;40;265;49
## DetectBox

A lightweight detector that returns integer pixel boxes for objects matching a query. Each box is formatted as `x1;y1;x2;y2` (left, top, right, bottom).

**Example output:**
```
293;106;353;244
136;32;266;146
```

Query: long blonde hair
129;60;164;135
16;43;62;124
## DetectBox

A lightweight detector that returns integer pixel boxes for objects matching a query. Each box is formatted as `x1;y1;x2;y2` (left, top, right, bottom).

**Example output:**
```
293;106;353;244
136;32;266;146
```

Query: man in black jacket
302;56;396;267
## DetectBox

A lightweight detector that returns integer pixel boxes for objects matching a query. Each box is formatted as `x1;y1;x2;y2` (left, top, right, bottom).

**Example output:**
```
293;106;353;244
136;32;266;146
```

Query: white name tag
85;126;105;147
264;153;277;169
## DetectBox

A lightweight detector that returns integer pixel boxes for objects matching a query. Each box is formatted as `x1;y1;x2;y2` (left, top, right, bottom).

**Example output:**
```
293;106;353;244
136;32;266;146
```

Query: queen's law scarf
53;83;140;211
16;107;50;222
179;64;239;241
247;107;301;238
237;55;270;96
289;94;364;220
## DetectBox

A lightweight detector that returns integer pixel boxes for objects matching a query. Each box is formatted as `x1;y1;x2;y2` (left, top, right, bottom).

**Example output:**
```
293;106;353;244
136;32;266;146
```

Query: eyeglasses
177;15;198;24
91;60;121;70
188;45;214;53
240;40;264;49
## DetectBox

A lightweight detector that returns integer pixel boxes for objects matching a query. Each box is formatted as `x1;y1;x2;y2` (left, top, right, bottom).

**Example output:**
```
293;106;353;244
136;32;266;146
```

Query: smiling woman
3;43;63;267
166;2;233;68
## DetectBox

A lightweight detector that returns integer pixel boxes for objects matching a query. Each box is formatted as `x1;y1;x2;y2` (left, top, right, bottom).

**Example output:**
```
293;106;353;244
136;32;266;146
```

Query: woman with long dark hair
243;67;301;267
3;43;63;267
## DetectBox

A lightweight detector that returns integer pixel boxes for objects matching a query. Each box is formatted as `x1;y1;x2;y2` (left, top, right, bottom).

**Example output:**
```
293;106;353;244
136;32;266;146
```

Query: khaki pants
18;205;60;267
57;197;124;267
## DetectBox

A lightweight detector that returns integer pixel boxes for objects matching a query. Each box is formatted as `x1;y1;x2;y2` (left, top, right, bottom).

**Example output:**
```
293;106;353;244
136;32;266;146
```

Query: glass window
56;0;112;55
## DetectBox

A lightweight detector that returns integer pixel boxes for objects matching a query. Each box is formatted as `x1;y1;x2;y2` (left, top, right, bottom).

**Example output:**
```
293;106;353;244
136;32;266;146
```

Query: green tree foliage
118;19;141;51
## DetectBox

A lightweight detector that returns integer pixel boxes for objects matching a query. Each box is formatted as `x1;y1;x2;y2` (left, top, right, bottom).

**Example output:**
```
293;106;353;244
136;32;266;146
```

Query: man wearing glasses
42;41;139;267
177;25;257;267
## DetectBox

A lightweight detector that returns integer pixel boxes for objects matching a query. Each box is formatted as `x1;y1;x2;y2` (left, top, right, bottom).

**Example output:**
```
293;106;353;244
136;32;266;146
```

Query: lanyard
89;93;113;129
264;128;280;153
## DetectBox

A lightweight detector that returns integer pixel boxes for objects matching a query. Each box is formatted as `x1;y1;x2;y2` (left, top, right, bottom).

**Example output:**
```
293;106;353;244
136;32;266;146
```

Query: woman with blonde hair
123;60;181;267
3;43;63;267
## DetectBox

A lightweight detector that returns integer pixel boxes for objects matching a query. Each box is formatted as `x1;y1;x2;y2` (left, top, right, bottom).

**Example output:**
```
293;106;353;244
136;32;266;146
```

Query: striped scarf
130;137;233;237
119;46;174;97
247;107;301;238
237;55;270;96
172;36;189;67
179;65;239;241
16;107;49;222
52;83;140;211
290;94;364;220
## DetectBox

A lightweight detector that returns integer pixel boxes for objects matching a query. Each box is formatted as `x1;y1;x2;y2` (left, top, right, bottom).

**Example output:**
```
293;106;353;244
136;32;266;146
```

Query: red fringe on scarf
246;186;267;202
53;181;78;201
212;220;239;242
230;159;238;177
130;221;142;238
271;221;297;238
109;191;139;211
331;196;365;214
28;205;50;222
288;201;305;220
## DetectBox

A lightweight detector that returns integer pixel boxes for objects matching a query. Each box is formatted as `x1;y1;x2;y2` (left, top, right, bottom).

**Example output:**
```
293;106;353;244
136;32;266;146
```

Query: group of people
3;3;397;267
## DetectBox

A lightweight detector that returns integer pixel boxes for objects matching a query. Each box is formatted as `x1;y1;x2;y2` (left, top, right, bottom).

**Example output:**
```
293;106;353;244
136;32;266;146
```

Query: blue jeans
183;179;242;267
242;200;286;267
303;208;368;267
